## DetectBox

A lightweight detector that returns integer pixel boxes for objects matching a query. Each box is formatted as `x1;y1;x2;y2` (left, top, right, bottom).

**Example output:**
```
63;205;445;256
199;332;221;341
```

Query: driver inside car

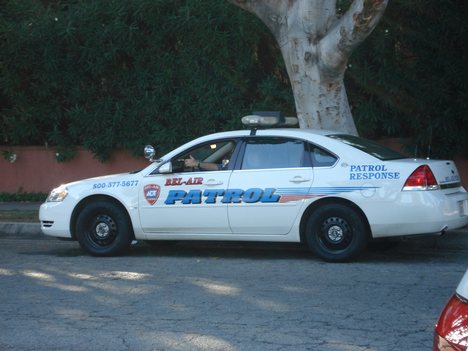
184;155;222;171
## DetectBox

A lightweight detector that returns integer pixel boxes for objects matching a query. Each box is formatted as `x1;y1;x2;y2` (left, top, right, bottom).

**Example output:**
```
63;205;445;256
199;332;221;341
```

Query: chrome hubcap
95;222;110;238
327;225;344;242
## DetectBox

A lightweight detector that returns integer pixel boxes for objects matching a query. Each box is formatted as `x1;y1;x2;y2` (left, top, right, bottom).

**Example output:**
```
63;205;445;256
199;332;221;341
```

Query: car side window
308;144;337;167
172;140;237;173
241;137;307;170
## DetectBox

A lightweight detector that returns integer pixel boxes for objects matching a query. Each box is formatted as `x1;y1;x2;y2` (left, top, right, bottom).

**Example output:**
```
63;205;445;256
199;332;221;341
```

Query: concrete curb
0;222;44;239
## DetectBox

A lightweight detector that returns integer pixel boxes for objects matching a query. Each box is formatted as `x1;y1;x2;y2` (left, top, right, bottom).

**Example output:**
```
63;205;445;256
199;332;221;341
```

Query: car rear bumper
365;190;468;238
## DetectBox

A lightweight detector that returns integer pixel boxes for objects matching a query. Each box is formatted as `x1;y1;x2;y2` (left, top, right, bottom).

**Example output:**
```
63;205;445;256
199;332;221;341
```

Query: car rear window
327;134;406;161
242;137;306;169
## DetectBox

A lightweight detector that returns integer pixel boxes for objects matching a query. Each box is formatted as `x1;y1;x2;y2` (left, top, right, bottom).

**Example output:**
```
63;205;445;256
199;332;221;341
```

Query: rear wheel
75;201;133;256
305;203;368;262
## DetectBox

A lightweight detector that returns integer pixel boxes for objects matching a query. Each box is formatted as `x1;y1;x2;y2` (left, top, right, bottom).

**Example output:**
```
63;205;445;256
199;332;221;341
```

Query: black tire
305;203;368;262
75;201;133;256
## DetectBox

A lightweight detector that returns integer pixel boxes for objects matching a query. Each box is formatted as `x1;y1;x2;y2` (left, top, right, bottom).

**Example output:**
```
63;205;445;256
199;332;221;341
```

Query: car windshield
327;134;406;161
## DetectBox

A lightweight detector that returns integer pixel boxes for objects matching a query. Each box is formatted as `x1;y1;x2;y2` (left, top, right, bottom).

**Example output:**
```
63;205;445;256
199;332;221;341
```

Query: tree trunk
281;36;356;133
227;0;389;135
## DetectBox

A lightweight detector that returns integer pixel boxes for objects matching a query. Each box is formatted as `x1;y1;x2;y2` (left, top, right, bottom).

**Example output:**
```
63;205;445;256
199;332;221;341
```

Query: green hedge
0;0;293;160
0;192;48;202
345;0;468;158
1;0;467;159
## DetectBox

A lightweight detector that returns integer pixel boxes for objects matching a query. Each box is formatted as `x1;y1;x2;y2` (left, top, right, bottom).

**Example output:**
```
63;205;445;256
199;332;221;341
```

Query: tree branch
319;0;389;77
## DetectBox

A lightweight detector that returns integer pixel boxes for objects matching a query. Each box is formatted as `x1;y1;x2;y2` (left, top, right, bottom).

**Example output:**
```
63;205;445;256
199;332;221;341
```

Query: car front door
139;139;238;234
227;136;314;235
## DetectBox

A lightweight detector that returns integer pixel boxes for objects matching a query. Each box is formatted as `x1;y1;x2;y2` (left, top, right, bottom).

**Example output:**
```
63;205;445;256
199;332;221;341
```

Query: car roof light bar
241;111;298;135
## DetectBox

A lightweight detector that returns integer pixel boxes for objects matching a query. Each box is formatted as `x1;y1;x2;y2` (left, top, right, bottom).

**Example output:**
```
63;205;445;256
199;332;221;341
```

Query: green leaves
0;0;292;160
346;0;468;158
1;0;466;160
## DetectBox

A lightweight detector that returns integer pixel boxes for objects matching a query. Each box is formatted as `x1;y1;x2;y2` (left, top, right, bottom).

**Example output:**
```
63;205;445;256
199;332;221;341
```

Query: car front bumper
39;201;73;239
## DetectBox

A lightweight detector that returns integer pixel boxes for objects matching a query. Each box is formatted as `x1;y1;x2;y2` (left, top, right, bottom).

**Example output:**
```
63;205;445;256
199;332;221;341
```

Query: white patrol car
39;115;468;261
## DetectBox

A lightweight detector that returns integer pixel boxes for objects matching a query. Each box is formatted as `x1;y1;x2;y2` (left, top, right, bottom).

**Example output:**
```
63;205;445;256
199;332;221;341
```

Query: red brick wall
0;147;148;193
0;145;467;193
454;157;468;188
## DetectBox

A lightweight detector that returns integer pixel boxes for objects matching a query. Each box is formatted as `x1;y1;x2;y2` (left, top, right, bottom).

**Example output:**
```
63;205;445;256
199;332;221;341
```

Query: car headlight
47;185;68;202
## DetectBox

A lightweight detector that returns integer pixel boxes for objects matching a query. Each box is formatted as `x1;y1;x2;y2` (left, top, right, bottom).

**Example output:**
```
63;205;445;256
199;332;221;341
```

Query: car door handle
289;176;311;183
205;179;223;186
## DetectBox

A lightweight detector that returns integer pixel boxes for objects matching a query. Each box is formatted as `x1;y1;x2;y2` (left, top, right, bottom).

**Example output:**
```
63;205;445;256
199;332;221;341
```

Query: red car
434;270;468;351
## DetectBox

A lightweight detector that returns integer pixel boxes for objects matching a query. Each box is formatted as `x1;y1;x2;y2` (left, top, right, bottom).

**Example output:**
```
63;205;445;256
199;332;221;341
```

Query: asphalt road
1;235;467;351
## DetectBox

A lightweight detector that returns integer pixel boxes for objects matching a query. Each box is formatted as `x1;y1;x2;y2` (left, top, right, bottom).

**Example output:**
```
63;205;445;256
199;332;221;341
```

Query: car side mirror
158;162;172;174
144;145;156;162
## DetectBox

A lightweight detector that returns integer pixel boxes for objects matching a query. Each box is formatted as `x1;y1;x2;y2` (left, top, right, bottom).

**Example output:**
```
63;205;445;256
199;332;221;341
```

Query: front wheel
75;201;133;256
305;203;368;262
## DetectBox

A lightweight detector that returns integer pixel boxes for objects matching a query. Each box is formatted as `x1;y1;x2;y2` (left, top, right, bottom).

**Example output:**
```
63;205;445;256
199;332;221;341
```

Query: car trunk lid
426;160;463;191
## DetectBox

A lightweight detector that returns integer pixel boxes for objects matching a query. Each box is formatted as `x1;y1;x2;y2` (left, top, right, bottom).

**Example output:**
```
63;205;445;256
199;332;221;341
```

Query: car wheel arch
70;195;134;241
299;197;372;244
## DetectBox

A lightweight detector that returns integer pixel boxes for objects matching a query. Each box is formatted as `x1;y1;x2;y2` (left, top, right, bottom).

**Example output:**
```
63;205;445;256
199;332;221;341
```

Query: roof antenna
426;124;432;159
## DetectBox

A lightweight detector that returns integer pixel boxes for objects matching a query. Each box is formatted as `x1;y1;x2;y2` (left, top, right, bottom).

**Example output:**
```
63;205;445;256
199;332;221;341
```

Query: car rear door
227;136;314;235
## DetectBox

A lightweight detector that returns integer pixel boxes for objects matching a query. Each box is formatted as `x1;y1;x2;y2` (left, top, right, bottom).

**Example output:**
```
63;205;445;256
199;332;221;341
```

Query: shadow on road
13;237;468;264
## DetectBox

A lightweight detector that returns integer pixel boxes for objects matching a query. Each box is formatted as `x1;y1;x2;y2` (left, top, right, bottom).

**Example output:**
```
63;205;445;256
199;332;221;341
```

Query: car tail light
433;294;468;351
403;165;439;190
